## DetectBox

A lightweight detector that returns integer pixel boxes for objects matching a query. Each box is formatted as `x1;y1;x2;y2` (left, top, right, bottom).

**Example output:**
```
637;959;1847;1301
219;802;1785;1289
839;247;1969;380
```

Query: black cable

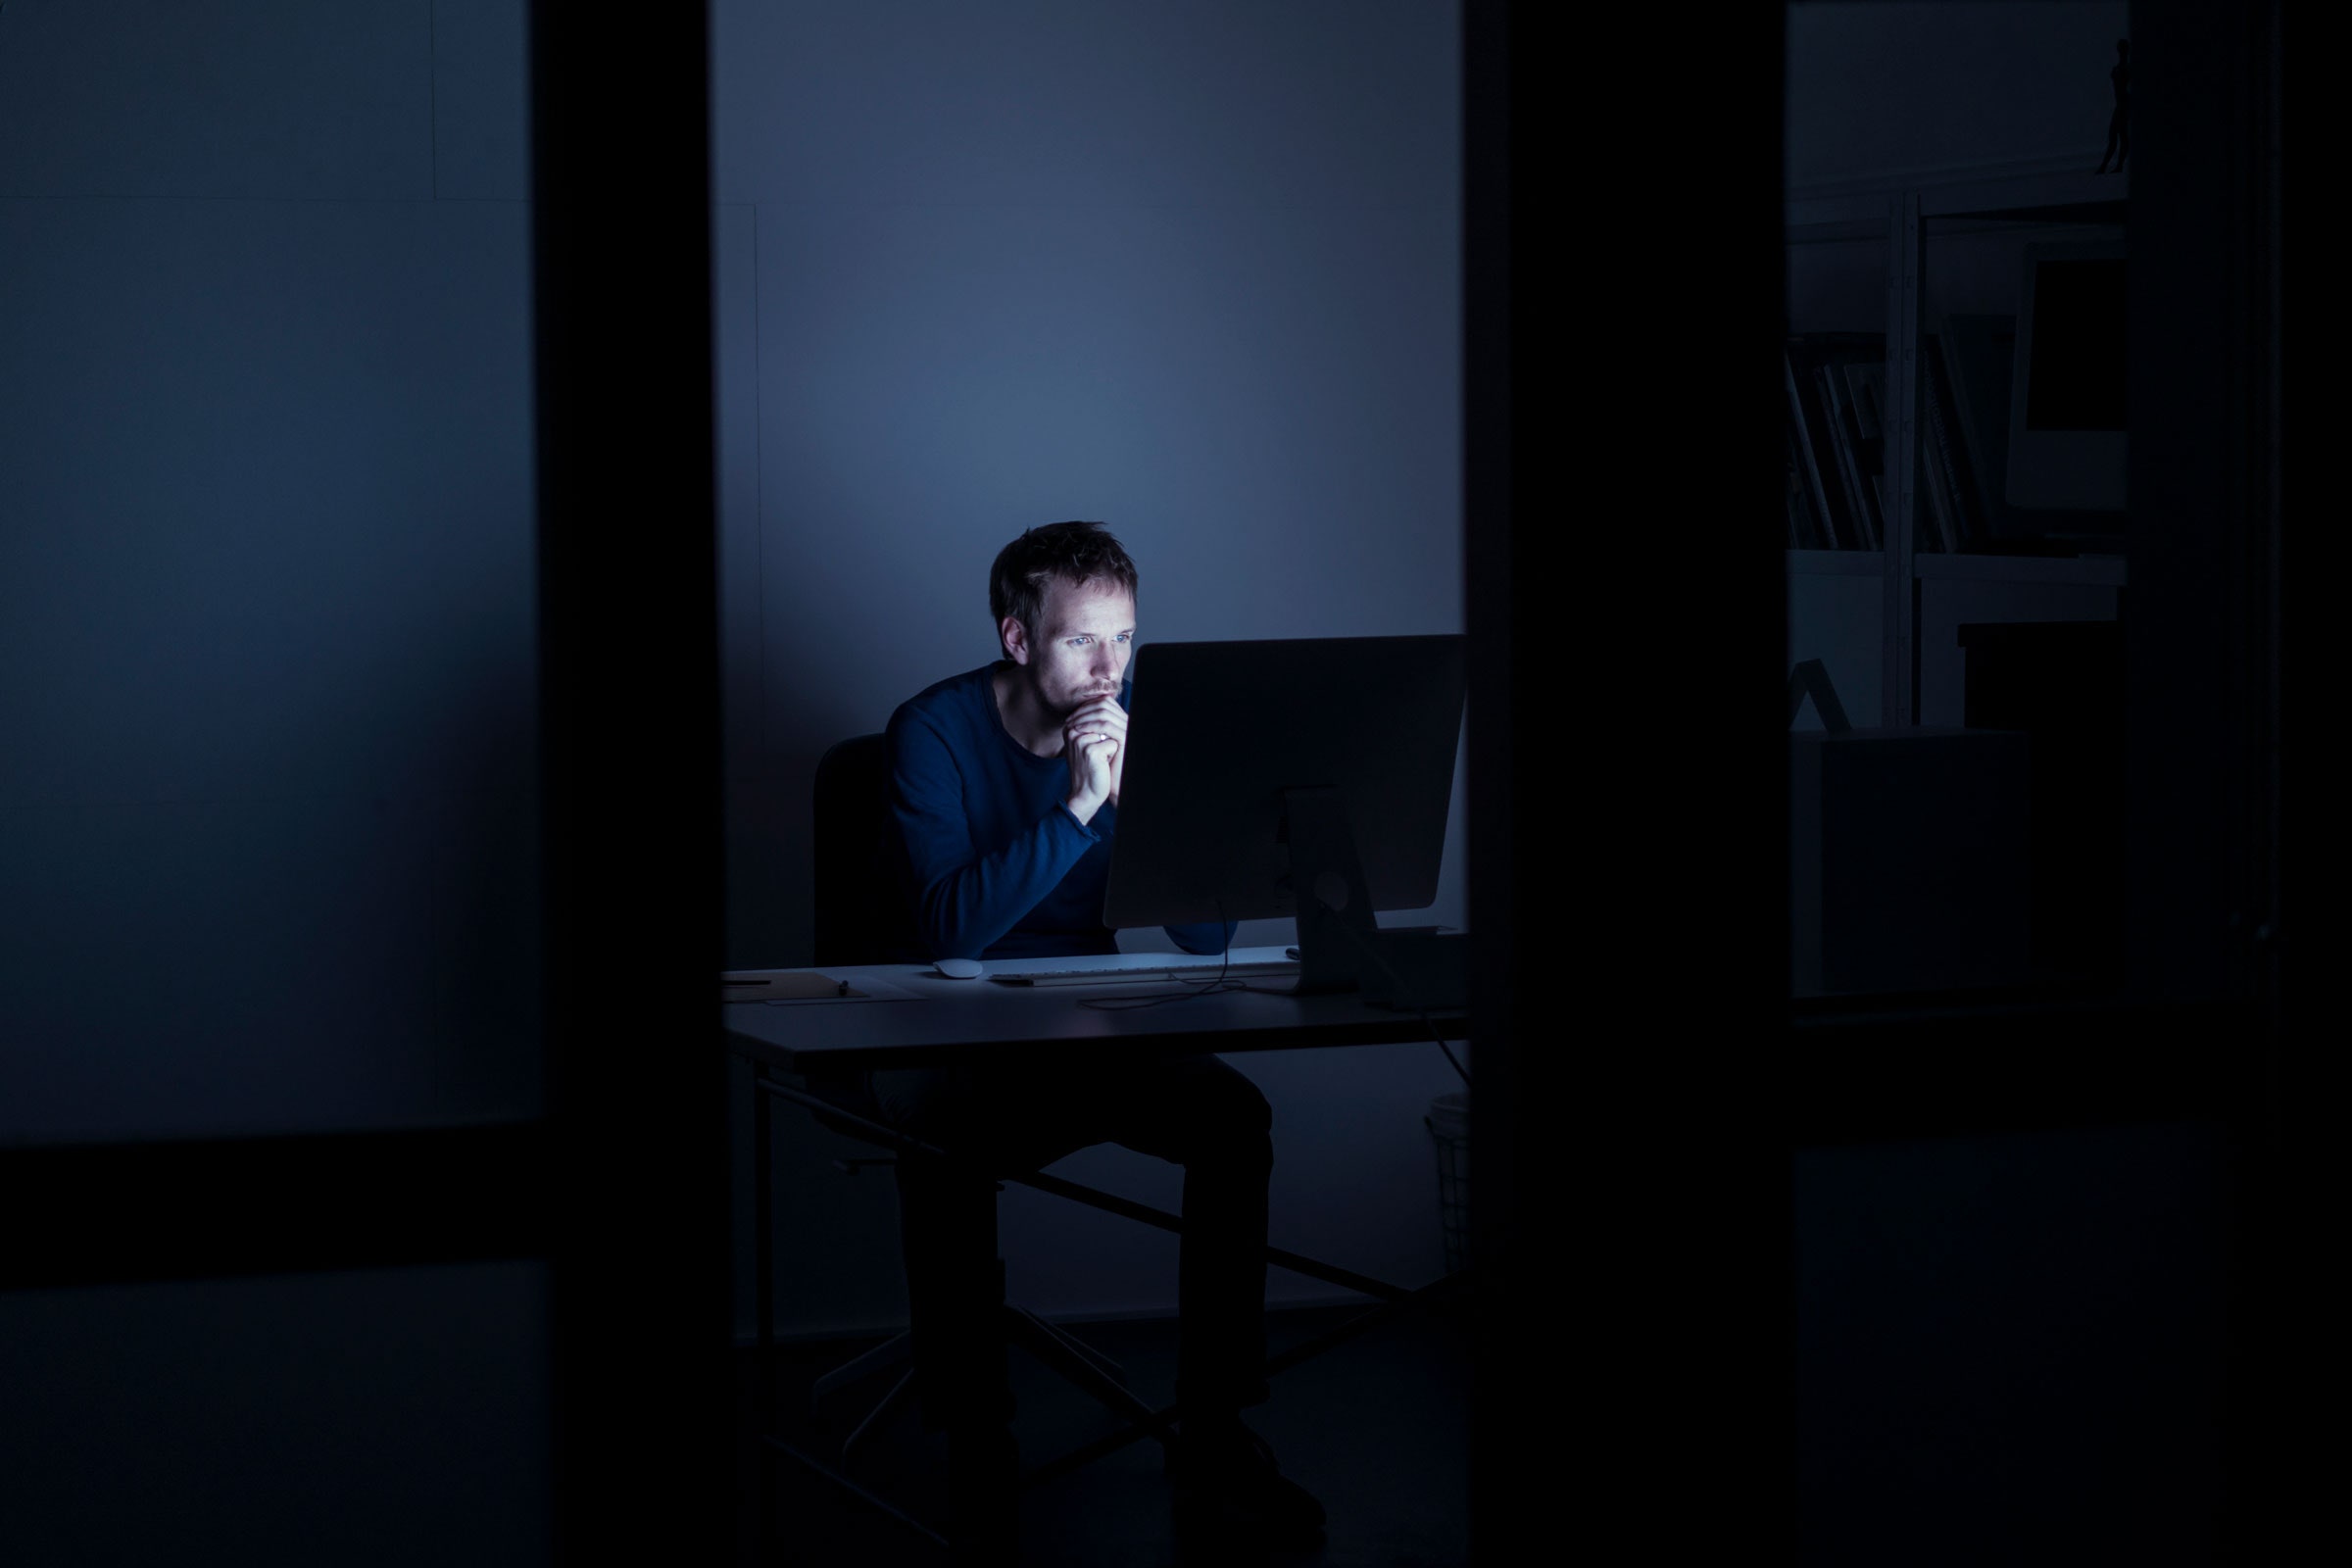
1074;978;1246;1010
1076;906;1239;1011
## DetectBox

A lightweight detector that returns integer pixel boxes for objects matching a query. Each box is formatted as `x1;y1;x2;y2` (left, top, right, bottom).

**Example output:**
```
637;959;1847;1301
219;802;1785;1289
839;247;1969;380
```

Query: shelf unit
1786;169;2128;727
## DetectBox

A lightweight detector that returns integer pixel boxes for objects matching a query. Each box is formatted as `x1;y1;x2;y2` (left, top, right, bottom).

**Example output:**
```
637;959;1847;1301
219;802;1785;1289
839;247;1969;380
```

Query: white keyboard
981;945;1298;987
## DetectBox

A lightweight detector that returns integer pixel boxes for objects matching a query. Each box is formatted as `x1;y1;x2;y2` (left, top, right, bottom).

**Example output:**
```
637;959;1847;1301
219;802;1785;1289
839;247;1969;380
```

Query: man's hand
1066;698;1128;806
1062;698;1128;822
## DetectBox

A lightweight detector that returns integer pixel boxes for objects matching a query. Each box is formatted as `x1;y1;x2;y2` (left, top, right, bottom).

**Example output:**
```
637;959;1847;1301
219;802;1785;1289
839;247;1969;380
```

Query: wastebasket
1424;1092;1469;1275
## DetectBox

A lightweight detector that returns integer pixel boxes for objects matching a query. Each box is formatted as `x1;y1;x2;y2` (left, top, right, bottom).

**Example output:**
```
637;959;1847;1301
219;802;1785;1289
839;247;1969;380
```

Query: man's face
1007;578;1135;716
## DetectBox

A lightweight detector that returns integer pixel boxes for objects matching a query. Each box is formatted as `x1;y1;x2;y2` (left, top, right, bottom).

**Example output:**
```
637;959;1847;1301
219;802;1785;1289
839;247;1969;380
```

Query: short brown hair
988;521;1140;660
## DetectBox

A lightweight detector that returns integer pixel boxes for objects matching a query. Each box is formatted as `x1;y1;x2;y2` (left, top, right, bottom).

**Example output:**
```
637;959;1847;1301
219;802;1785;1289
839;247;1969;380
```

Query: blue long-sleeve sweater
885;662;1238;961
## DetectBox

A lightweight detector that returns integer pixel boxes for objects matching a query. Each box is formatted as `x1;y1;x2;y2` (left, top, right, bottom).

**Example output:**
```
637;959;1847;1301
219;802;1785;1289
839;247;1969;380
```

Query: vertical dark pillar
2270;0;2347;1555
2131;2;2287;1560
1464;3;1788;1559
2269;0;2340;1550
530;4;728;1562
2135;1;2307;1559
2127;8;2269;1008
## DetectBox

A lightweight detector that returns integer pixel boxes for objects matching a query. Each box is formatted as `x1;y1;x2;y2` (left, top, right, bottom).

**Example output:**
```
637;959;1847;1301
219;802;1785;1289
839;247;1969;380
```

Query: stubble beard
1046;671;1112;720
1012;662;1081;728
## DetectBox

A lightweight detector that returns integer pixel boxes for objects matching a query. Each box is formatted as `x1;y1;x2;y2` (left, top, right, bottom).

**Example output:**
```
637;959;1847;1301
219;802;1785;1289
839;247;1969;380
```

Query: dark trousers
869;1053;1275;1432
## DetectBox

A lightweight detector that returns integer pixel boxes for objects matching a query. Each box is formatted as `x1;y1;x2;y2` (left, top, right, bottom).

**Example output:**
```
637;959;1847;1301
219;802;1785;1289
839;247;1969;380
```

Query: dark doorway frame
1462;3;2297;1561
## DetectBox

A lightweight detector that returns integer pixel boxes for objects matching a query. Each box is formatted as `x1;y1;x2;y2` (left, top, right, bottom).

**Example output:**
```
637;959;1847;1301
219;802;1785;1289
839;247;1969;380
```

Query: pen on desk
723;978;766;986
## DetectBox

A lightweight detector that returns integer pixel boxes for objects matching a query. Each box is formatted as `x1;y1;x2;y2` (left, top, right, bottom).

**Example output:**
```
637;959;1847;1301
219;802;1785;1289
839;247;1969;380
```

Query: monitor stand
1278;788;1466;1012
1281;787;1382;995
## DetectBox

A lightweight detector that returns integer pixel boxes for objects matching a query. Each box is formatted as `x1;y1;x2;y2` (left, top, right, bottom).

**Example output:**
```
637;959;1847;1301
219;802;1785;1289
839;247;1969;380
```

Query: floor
733;1299;1472;1567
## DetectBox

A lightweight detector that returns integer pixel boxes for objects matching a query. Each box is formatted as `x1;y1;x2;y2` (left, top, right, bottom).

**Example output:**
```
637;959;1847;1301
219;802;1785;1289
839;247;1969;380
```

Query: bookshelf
1786;168;2128;728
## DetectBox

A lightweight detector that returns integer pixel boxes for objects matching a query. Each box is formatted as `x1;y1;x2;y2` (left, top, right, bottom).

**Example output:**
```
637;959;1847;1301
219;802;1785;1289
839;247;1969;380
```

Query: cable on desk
1076;927;1240;1011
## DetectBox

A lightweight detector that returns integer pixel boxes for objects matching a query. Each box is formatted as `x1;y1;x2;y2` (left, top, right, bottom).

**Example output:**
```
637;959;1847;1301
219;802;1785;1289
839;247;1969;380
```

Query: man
872;520;1325;1553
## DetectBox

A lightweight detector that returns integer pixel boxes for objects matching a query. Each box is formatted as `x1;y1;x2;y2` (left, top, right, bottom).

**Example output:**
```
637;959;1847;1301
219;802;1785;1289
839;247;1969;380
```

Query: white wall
710;1;1471;1334
0;1;538;1141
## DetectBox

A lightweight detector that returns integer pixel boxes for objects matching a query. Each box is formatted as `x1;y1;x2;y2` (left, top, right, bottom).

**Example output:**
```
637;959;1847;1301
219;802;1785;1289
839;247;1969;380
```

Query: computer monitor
2004;237;2127;512
1102;634;1466;998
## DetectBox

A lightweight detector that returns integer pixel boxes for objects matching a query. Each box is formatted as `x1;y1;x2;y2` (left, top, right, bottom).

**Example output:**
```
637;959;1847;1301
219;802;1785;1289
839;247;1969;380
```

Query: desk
725;958;1472;1559
724;958;1470;1078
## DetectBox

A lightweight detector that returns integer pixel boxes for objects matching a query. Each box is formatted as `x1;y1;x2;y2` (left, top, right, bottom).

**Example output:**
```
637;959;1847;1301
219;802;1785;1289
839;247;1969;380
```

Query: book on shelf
1786;428;1831;549
1845;360;1913;550
1922;333;1975;553
1853;356;1956;553
1784;330;2008;557
1782;334;1890;550
1813;351;1881;549
1882;338;1953;553
1917;432;1957;553
1937;313;2014;545
1841;359;1883;443
1783;345;1848;549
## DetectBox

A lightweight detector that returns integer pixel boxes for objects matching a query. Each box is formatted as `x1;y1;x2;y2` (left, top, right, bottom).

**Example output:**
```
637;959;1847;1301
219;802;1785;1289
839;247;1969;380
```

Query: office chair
760;735;1178;1538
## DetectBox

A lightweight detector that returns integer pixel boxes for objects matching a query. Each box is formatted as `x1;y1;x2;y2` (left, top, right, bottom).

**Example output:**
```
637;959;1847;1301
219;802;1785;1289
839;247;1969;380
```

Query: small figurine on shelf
2094;38;2130;174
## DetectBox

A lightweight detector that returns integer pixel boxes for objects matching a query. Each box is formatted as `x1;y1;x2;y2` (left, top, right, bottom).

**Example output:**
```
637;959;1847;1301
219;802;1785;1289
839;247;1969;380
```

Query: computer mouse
933;957;984;980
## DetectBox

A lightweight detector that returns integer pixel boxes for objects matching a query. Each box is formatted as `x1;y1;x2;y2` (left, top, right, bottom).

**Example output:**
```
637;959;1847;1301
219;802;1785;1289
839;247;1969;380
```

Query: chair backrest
811;733;919;967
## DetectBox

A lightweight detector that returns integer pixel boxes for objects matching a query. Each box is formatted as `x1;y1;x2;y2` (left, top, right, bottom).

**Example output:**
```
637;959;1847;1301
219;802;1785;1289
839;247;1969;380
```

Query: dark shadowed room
2;4;2332;1566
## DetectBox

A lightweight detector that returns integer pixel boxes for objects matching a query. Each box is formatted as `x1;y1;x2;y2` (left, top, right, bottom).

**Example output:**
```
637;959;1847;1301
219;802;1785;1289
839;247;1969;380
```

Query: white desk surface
721;956;1468;1076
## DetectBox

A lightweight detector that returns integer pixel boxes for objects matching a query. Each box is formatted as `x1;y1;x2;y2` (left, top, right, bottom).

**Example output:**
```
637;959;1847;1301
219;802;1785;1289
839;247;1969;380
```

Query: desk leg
753;1066;777;1562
